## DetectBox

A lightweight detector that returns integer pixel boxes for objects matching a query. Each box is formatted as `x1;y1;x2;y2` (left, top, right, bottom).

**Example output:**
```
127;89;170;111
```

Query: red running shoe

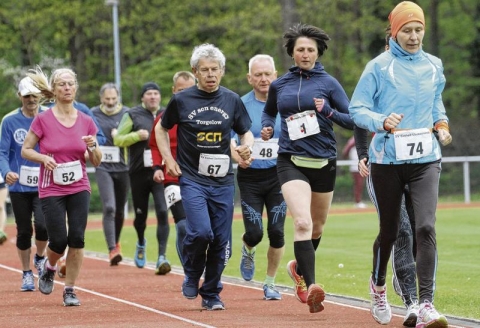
307;284;325;313
109;246;122;266
286;260;307;303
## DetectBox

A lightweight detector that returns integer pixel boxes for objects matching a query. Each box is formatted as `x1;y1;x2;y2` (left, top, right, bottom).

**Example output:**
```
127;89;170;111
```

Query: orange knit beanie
389;1;425;37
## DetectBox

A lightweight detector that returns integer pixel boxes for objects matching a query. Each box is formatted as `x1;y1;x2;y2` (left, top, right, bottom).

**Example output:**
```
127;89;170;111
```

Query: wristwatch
88;142;97;152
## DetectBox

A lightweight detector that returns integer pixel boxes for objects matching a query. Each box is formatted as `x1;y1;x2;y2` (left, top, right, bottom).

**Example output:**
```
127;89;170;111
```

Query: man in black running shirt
155;43;254;311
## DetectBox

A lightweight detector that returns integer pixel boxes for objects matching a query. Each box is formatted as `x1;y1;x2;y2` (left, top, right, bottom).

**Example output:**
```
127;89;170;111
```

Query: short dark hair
283;23;330;57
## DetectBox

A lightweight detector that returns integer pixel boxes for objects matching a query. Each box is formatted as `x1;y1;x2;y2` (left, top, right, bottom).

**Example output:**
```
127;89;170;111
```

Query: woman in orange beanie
349;1;451;327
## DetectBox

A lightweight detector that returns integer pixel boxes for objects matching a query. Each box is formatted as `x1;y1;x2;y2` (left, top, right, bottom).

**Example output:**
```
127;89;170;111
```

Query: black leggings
10;192;48;250
129;169;169;256
237;167;286;248
370;161;441;303
41;191;90;254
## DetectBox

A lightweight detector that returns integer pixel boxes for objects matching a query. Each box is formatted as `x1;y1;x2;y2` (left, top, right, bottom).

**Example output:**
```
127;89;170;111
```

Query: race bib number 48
394;128;433;161
252;138;279;160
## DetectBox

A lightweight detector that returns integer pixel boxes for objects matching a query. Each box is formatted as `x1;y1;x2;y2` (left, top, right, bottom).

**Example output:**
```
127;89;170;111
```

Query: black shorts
276;154;336;193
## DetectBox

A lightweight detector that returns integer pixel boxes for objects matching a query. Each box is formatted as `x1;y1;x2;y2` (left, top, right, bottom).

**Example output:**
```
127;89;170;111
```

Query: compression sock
294;240;316;287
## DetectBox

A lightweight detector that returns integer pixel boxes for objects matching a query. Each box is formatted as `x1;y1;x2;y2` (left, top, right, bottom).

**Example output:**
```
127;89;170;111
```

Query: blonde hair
27;66;78;102
173;71;195;84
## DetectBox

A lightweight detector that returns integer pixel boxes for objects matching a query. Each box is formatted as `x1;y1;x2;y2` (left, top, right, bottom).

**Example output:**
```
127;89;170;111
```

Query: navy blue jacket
262;62;353;159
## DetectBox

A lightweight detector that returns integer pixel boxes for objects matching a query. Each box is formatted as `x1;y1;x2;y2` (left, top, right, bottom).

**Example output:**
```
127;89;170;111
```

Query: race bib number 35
286;110;320;141
99;146;120;163
394;128;433;161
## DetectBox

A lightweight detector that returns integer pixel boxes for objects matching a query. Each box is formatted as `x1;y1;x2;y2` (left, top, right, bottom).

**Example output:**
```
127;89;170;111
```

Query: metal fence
337;156;480;204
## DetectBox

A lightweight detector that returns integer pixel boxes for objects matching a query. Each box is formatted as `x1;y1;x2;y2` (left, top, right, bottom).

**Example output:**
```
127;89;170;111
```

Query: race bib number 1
394;128;433;160
286;110;320;141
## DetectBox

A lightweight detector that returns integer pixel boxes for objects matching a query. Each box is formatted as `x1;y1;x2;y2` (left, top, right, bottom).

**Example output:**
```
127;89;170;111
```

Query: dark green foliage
0;0;479;203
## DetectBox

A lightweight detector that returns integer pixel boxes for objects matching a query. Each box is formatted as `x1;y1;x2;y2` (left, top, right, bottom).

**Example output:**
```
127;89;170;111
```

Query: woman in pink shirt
22;67;102;306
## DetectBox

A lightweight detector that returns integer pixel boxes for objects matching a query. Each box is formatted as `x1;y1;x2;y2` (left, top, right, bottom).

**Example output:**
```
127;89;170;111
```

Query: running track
0;210;477;327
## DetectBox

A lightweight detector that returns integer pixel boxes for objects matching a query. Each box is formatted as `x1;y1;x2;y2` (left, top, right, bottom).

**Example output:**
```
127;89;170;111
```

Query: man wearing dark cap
113;82;172;275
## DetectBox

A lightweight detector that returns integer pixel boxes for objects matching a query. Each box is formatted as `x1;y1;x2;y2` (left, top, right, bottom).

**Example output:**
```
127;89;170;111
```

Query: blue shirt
233;90;280;169
0;107;44;192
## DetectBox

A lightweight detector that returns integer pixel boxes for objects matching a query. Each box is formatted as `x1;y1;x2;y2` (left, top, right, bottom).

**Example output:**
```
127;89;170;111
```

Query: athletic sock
294;240;316;287
34;253;45;261
46;261;57;271
312;236;322;251
264;275;275;287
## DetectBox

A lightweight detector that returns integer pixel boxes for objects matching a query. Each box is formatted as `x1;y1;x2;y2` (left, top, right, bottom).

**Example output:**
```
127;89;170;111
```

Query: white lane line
0;263;215;328
84;254;469;328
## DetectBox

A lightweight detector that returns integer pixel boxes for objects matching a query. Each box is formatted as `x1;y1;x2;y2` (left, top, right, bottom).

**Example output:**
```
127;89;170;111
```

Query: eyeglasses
197;67;221;76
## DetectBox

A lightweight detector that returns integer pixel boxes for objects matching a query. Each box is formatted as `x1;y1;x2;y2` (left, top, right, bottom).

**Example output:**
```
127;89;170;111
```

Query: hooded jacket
349;38;448;165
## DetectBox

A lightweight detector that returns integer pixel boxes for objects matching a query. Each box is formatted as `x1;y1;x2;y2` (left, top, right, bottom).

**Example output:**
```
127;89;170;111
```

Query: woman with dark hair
261;23;354;313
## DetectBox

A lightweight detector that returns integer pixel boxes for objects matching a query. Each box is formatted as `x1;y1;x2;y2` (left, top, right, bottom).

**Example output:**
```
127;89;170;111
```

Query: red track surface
2;204;478;327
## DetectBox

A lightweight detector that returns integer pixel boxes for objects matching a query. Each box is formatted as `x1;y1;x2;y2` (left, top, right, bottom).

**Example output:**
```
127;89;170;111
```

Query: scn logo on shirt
197;132;222;143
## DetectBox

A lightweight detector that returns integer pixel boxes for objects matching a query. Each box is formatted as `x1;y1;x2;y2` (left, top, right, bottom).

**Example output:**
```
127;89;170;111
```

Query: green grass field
84;206;480;320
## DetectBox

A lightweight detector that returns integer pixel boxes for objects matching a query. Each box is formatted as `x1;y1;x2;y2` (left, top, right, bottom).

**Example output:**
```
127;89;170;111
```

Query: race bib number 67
198;153;229;177
394;128;433;161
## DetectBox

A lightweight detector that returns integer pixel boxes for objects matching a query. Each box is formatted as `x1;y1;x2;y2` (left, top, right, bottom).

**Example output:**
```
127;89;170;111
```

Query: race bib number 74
394;128;433;161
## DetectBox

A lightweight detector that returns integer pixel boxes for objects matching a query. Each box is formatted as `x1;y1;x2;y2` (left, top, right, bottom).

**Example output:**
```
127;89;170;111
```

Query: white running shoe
403;301;419;327
369;277;392;325
416;301;448;328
